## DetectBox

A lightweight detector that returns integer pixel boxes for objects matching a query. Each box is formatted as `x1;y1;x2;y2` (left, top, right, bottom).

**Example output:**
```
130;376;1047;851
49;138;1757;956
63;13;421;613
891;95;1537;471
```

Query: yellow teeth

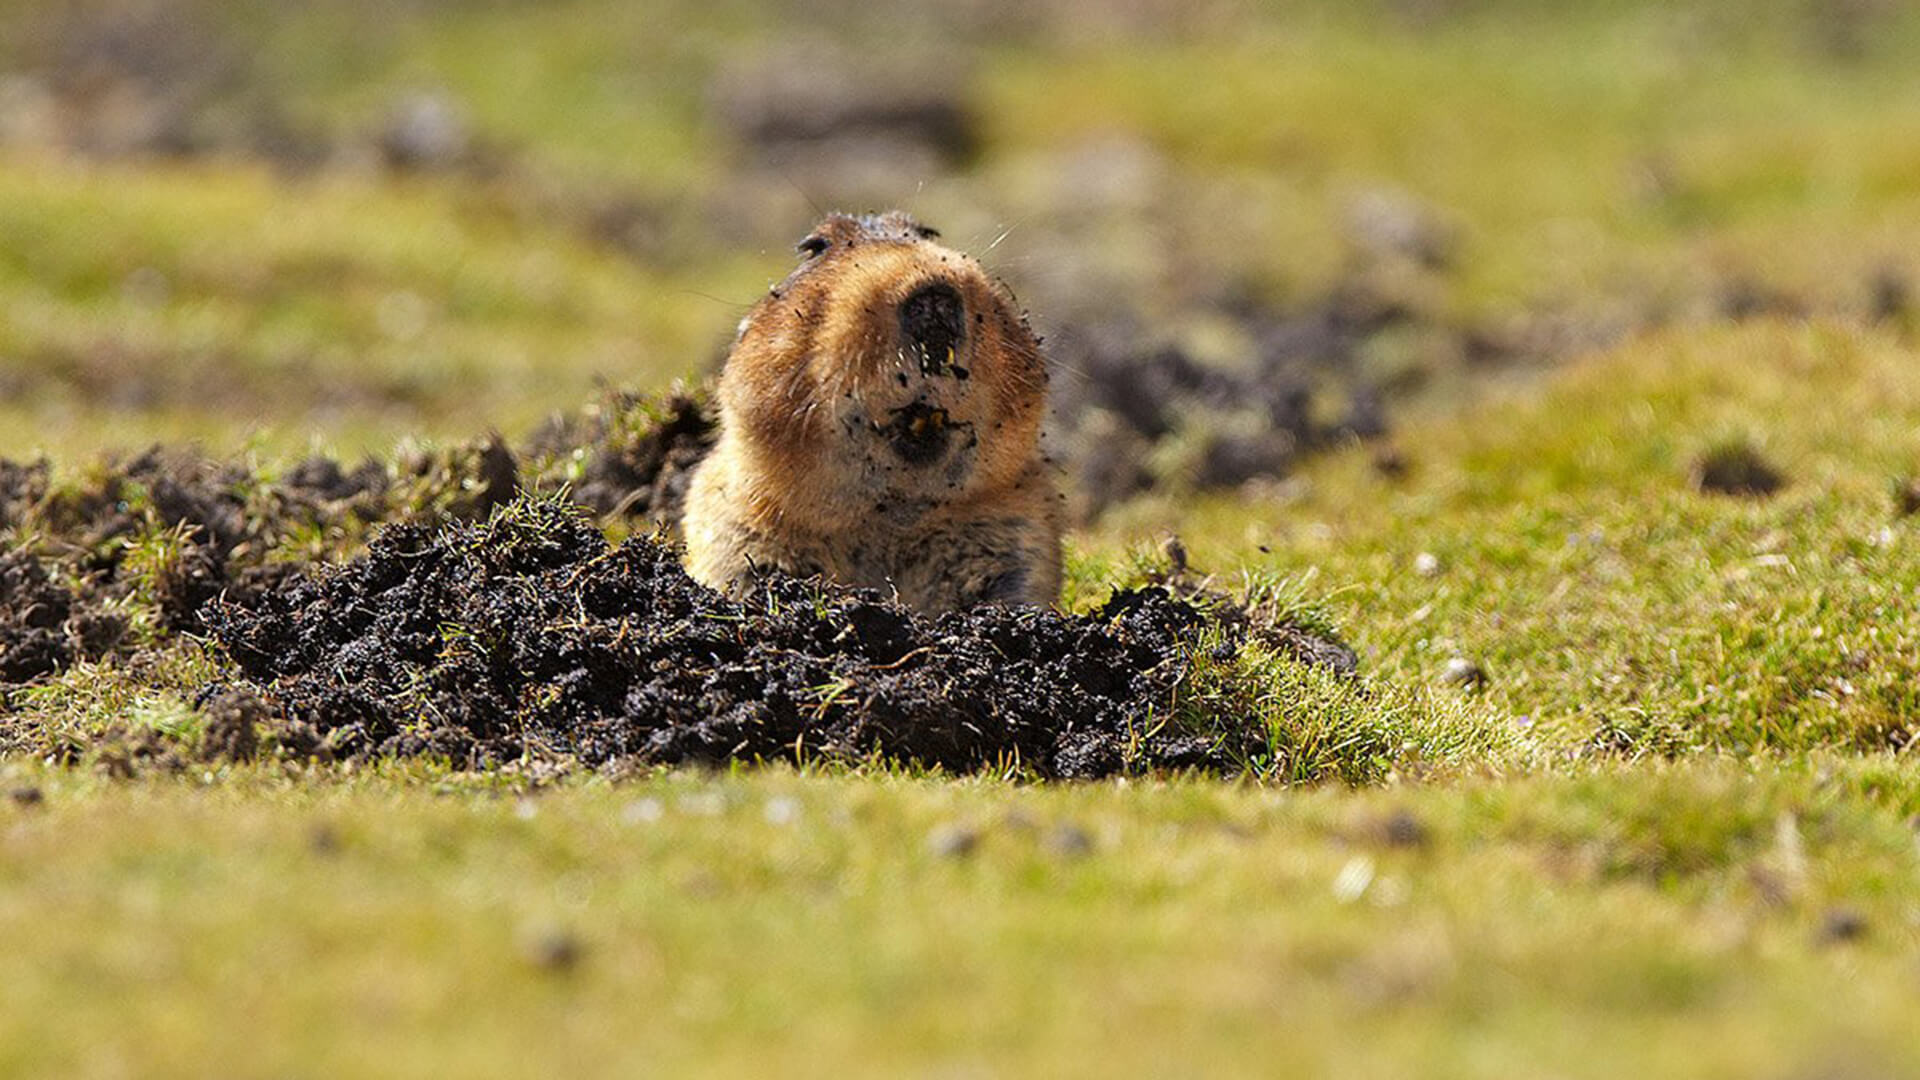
907;409;950;436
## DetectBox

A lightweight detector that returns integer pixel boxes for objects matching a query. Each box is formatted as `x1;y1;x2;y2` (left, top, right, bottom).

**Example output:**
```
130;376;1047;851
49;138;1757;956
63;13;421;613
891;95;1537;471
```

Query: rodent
683;211;1062;612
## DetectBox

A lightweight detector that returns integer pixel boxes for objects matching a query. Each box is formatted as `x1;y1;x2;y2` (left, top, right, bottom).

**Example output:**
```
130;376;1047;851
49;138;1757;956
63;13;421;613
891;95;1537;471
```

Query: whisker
673;289;757;311
780;169;826;218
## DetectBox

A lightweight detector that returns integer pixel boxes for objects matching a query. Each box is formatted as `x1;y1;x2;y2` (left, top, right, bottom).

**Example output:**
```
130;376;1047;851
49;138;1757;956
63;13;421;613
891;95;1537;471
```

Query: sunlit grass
4;2;1920;1074
1098;321;1920;758
0;759;1916;1077
0;156;771;459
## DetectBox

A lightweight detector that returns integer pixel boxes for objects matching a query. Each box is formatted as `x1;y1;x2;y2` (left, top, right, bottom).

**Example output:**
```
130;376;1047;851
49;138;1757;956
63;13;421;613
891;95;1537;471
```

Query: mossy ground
3;1;1920;1075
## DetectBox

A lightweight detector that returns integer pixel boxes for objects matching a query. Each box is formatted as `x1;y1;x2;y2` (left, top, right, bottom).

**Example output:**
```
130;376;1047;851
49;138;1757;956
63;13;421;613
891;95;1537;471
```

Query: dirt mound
1045;277;1544;519
0;550;81;684
2;394;1356;782
712;53;976;166
0;390;715;692
204;495;1337;778
521;387;716;523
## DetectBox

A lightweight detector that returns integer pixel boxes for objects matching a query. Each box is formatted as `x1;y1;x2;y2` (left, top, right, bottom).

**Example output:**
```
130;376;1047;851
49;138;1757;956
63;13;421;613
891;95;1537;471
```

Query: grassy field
4;0;1920;1075
3;0;1919;458
4;760;1918;1078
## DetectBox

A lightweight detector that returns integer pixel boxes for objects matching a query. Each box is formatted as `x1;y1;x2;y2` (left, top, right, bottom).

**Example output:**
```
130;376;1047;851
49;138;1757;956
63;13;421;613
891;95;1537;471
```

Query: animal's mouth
880;402;954;465
899;282;970;380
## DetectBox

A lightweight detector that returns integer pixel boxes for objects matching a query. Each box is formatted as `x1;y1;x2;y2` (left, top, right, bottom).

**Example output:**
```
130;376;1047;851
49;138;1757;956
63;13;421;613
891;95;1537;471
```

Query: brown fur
684;211;1062;611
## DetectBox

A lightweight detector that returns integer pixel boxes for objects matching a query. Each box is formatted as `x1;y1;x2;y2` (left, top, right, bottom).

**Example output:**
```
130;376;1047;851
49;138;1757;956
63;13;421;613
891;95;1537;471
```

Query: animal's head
719;211;1047;515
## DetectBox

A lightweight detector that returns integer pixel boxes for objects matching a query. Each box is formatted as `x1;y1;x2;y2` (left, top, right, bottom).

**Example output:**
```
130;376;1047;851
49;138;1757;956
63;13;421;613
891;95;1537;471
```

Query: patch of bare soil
521;388;716;523
0;390;716;694
200;495;1346;777
1047;288;1409;517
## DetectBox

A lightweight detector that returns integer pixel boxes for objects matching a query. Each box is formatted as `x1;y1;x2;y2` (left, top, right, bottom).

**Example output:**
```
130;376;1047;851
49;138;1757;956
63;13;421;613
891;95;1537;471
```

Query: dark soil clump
196;685;268;762
1042;274;1552;520
1692;440;1786;497
522;387;717;524
0;391;715;688
0;549;78;685
0;460;51;528
205;496;1334;778
712;57;977;166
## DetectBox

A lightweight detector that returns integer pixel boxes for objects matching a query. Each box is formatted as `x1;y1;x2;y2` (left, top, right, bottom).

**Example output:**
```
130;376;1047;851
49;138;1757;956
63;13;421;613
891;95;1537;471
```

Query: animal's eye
912;224;941;239
796;234;829;258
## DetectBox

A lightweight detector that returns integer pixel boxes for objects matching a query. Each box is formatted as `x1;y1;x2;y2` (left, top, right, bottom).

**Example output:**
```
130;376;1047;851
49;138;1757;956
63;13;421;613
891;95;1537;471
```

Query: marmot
683;211;1062;611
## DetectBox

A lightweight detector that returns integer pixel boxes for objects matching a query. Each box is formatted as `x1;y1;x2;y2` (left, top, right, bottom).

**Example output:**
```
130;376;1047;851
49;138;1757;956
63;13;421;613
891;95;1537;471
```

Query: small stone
1001;809;1040;833
7;786;44;808
1412;552;1442;577
1332;855;1376;904
378;91;472;171
1442;657;1487;690
308;823;342;855
763;796;800;826
1380;808;1429;848
1046;824;1095;859
1869;266;1911;323
523;925;584;972
927;823;980;859
1346;187;1453;269
1372;446;1410;480
621;797;664;824
1747;866;1793;909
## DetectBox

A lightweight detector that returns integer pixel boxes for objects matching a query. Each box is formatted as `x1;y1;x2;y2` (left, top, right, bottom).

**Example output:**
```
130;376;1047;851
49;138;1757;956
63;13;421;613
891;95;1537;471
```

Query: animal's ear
796;233;830;258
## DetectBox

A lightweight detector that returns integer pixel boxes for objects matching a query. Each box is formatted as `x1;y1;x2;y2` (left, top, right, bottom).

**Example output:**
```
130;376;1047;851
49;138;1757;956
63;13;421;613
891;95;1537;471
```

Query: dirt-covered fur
684;211;1062;611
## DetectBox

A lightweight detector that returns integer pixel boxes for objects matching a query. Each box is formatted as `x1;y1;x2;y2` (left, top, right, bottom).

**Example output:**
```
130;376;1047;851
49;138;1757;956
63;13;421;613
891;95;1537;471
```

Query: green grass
1100;321;1920;759
2;760;1916;1078
7;312;1918;1077
3;0;1920;457
980;3;1920;313
6;0;1920;1074
0;156;771;459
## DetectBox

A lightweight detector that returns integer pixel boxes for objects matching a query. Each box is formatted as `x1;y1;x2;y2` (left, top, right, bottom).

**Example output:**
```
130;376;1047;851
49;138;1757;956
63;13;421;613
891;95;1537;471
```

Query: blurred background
1;0;1916;509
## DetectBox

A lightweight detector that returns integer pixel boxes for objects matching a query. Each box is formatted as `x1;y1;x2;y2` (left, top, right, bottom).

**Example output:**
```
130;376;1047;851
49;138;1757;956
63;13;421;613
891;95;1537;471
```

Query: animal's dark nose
899;282;966;378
